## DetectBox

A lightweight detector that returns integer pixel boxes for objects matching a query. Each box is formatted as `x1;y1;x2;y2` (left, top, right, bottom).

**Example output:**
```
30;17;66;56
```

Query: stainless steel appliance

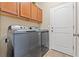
7;25;41;57
27;27;49;56
39;30;49;56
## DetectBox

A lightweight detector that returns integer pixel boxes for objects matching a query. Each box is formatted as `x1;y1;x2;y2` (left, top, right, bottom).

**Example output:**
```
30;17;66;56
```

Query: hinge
73;45;74;50
73;5;74;8
73;26;74;29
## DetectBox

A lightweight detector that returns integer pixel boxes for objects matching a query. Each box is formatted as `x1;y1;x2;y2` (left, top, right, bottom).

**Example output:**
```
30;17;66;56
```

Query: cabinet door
20;2;31;18
1;2;18;15
37;8;42;22
31;3;38;20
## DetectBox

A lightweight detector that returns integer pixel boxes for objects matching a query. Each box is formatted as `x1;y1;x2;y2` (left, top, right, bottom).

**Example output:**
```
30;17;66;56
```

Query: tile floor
44;49;72;57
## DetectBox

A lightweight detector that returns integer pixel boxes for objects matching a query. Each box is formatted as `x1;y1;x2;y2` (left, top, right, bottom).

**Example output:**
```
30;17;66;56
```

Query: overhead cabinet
37;8;42;22
1;2;18;15
31;3;42;22
31;3;38;21
0;2;42;23
20;2;31;18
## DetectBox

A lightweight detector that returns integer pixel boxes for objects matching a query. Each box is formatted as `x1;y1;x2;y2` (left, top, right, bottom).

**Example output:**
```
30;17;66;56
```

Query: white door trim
73;2;77;57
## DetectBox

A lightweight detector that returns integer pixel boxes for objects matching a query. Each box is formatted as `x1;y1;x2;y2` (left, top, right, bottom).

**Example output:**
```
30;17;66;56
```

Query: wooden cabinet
31;3;38;20
1;2;18;15
37;8;42;22
0;2;42;23
20;2;31;18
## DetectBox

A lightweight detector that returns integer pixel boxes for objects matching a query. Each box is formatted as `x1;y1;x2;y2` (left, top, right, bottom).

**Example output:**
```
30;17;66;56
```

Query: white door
50;3;75;56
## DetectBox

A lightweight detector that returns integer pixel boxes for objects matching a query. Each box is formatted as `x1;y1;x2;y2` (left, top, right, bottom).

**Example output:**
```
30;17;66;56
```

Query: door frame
73;2;77;57
49;2;77;56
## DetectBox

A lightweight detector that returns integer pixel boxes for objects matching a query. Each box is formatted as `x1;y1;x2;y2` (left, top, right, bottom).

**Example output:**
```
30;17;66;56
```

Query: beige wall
0;15;40;56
